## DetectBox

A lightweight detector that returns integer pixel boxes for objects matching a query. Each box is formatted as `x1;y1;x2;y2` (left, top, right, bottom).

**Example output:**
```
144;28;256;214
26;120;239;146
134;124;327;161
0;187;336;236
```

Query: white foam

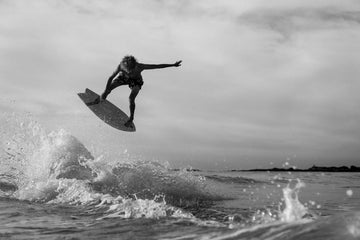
280;180;308;222
0;113;208;220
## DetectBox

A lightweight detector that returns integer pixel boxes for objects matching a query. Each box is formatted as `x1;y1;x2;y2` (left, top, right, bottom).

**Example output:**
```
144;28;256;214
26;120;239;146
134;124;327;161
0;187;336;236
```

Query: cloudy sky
1;0;360;170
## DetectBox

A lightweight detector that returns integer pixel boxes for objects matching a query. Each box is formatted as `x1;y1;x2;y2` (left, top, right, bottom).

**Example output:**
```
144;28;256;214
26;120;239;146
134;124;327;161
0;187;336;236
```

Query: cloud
1;0;360;169
238;7;360;39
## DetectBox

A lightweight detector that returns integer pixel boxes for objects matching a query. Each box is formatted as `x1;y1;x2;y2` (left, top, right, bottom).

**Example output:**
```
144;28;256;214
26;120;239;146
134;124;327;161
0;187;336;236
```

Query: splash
248;179;313;226
347;212;360;238
46;179;194;219
280;180;309;222
0;113;95;199
0;113;212;219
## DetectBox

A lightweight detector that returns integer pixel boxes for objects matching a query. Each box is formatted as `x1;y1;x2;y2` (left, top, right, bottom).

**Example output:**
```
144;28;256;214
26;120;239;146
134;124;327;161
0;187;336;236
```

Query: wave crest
0;113;216;218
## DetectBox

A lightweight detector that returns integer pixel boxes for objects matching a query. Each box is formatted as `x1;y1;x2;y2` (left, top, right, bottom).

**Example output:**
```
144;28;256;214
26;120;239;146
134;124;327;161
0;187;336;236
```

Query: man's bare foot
87;96;105;106
87;97;100;106
124;119;134;128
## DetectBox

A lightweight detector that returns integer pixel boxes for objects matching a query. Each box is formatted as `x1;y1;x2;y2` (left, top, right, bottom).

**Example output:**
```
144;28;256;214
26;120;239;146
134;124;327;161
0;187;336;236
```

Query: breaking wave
0;113;216;219
3;112;355;239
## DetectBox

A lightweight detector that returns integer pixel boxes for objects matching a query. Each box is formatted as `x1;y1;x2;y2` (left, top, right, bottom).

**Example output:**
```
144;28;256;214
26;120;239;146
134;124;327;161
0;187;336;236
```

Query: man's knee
129;87;140;102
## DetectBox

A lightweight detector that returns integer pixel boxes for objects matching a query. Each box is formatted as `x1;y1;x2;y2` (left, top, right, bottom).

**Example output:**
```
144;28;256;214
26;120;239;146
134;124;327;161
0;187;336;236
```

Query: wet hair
121;55;137;71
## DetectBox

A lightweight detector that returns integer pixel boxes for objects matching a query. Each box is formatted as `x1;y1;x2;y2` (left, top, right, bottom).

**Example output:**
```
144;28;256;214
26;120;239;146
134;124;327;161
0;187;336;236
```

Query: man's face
125;59;136;70
129;61;136;69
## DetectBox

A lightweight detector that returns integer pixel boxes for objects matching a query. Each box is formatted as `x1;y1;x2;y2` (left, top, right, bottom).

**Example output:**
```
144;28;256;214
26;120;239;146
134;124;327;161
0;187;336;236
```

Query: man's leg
100;79;124;100
125;85;140;126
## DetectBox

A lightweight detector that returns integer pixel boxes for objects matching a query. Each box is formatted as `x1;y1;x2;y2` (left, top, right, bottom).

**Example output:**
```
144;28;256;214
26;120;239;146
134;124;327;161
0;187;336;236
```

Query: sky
1;0;360;170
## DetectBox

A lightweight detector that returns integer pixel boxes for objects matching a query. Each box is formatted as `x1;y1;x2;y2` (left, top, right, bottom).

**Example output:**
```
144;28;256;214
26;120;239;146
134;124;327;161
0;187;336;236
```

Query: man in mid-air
95;55;182;127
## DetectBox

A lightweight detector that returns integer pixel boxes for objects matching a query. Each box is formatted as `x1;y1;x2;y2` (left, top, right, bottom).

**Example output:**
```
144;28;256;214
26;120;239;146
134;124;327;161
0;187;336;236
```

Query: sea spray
0;114;95;201
347;212;360;238
87;158;215;207
0;113;216;220
248;179;313;226
97;195;194;219
46;179;194;219
280;179;311;222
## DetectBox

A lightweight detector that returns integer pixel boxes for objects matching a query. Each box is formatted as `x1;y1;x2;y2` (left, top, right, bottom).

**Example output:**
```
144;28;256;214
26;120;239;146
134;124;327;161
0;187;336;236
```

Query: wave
208;211;360;240
0;113;220;219
0;113;336;230
205;174;264;185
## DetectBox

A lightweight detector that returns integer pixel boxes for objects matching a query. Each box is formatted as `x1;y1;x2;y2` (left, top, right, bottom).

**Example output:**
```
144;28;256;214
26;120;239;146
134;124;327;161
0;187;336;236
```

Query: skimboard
77;88;136;132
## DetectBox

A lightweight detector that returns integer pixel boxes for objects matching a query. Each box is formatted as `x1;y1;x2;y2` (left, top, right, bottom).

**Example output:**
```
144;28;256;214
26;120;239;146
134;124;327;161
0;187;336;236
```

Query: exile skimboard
78;88;135;132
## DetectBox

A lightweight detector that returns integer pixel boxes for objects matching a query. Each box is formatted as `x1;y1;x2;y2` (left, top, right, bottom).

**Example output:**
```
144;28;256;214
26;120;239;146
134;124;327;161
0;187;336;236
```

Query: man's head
121;55;137;71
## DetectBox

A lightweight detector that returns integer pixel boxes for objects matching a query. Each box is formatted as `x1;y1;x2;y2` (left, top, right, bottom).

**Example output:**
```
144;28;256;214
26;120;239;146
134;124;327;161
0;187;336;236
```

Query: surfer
96;55;182;127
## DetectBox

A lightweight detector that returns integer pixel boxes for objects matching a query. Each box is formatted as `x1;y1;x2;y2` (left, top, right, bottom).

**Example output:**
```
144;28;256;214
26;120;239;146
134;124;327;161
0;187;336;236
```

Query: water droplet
346;189;353;197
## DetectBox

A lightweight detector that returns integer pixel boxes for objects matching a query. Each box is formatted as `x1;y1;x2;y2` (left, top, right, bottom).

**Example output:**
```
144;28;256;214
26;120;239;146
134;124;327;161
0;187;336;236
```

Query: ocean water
1;114;360;240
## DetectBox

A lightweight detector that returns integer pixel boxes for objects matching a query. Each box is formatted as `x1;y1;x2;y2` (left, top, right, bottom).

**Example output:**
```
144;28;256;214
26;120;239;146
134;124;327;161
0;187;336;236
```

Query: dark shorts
111;75;143;90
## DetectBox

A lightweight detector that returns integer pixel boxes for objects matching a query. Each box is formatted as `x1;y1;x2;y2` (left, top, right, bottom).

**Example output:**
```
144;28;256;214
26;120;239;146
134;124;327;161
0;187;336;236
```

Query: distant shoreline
172;165;360;172
235;165;360;172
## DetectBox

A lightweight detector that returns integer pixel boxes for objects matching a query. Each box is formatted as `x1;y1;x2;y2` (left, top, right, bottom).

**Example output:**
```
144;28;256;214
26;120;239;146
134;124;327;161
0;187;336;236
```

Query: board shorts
111;74;144;90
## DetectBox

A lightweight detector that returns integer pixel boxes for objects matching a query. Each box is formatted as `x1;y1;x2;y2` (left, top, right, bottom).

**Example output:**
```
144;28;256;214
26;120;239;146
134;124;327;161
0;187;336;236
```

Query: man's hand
174;60;182;67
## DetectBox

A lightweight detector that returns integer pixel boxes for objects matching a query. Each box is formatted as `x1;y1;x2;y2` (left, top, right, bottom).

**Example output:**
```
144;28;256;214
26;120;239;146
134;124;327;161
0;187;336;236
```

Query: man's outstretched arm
140;60;182;70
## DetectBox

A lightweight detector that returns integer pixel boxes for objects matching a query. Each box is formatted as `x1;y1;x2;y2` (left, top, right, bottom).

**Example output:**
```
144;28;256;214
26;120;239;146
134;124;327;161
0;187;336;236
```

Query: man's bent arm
105;66;120;90
101;66;120;99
